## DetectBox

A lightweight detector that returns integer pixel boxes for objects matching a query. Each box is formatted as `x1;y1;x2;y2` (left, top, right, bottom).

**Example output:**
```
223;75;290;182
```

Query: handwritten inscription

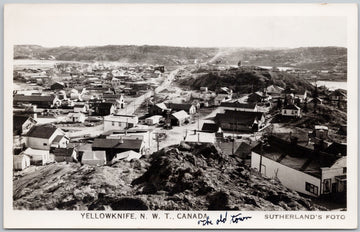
198;212;252;226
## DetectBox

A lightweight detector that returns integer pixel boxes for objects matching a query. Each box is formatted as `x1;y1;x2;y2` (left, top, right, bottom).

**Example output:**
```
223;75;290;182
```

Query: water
258;66;294;71
314;81;347;91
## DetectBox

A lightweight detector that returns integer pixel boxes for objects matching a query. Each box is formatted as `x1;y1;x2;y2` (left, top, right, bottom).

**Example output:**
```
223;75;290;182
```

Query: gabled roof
167;103;194;112
220;101;256;109
201;123;219;132
13;115;35;132
154;103;168;110
171;110;189;120
26;125;60;139
52;135;66;143
14;95;55;103
215;110;264;125
53;148;75;157
325;142;347;156
283;104;300;110
252;135;341;178
93;102;114;109
92;138;143;150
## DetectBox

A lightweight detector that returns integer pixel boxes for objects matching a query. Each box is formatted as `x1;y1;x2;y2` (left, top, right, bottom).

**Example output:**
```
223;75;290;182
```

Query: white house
68;112;86;123
251;136;347;197
13;154;31;170
170;110;190;126
145;115;163;125
25;125;66;150
13;115;37;136
21;148;50;166
103;114;139;132
281;104;301;117
50;134;69;149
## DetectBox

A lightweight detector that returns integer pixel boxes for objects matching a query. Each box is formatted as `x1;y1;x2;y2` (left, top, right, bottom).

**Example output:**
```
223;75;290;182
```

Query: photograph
3;3;358;229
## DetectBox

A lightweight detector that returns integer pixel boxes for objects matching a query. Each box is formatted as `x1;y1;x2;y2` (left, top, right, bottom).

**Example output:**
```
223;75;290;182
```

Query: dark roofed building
325;142;347;156
51;82;65;90
247;91;269;103
14;95;61;108
201;122;219;133
13;115;36;135
149;103;169;116
220;101;256;109
91;102;115;116
167;103;197;115
26;125;58;139
53;148;76;162
215;110;265;132
251;135;346;197
92;138;144;161
25;125;65;150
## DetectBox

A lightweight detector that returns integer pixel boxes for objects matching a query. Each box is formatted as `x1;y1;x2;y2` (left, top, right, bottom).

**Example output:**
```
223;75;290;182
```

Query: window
112;121;115;126
343;167;347;174
43;143;47;146
305;182;318;195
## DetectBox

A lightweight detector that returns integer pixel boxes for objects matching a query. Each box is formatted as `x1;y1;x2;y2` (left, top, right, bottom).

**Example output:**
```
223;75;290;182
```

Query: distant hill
216;47;347;71
14;45;218;65
179;68;315;94
14;45;346;71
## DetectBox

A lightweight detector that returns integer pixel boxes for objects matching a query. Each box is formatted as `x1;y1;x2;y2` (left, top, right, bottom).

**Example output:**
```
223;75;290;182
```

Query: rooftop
92;138;143;150
215;110;264;125
26;125;60;139
171;110;190;120
53;148;75;157
252;136;342;178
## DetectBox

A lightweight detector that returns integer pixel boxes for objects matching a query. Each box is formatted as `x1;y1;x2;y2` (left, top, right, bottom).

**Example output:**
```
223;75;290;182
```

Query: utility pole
153;132;161;152
259;140;263;174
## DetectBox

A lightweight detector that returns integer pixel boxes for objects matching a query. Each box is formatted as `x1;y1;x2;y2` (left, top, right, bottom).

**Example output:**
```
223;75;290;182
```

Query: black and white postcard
3;3;358;229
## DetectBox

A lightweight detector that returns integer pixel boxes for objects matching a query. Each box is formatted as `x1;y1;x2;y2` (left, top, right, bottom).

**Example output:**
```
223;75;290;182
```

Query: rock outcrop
13;143;326;210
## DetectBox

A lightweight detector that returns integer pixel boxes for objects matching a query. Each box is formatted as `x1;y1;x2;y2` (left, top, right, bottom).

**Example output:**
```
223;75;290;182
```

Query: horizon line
14;44;348;50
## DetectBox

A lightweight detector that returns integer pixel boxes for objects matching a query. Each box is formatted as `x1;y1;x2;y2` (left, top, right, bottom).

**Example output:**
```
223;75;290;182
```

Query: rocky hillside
215;47;347;71
13;143;325;211
179;68;315;94
14;45;218;65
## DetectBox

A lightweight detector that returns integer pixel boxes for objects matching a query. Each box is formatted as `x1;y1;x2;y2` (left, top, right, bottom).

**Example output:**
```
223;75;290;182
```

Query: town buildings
251;136;346;197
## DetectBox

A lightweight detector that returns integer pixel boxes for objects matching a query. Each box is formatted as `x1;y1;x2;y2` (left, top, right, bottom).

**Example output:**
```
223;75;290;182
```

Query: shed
81;151;107;166
21;148;50;165
53;148;77;162
13;154;31;171
170;110;190;126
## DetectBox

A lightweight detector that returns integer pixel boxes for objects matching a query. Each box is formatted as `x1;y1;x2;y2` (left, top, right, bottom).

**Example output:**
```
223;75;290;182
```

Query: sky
5;4;349;48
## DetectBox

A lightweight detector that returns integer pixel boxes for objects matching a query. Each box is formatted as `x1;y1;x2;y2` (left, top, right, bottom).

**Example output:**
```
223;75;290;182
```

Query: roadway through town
117;67;183;115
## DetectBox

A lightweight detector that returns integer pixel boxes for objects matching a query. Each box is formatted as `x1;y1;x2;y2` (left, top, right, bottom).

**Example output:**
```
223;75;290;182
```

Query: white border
3;3;358;229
